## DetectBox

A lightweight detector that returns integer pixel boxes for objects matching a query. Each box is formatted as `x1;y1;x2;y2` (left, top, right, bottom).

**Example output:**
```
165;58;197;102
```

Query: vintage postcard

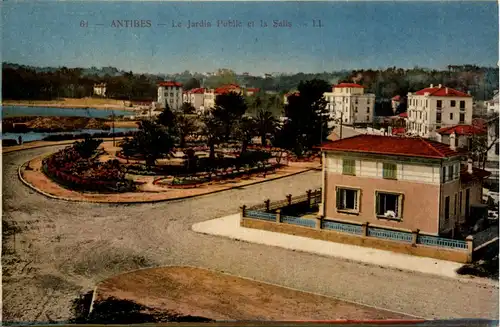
1;1;499;325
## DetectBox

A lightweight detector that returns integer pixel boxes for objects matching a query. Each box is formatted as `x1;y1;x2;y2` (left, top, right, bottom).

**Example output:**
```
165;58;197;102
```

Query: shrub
73;137;103;158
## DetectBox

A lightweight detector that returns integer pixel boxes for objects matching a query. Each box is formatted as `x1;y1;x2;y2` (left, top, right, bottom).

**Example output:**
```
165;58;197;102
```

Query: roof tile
320;134;461;159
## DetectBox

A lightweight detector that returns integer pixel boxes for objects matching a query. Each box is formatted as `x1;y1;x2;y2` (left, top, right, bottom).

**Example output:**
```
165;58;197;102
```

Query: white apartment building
486;90;499;115
157;81;183;111
183;88;205;112
93;83;107;97
324;83;375;125
407;84;473;138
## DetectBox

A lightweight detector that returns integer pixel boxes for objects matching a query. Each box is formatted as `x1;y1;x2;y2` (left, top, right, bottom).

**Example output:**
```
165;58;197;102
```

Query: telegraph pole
339;111;344;140
112;110;116;147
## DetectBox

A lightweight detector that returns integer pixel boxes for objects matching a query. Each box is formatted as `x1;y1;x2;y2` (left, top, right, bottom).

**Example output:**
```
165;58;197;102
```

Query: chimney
449;132;456;150
388;126;393;136
446;87;448;94
438;84;442;88
430;84;434;88
467;91;471;95
467;158;473;174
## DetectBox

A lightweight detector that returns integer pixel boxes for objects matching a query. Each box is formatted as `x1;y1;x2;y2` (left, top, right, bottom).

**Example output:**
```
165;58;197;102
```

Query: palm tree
174;114;197;148
256;109;277;146
235;116;256;154
201;112;224;161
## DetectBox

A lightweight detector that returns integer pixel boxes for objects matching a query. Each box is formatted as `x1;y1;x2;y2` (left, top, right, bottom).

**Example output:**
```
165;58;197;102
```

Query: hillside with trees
3;63;498;106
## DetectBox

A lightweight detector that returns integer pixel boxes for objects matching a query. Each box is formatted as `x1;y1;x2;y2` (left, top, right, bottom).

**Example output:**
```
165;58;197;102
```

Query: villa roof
186;88;205;94
436;125;486;136
158;81;182;87
333;83;365;89
460;166;491;183
319;134;462;159
414;86;470;97
392;95;401;101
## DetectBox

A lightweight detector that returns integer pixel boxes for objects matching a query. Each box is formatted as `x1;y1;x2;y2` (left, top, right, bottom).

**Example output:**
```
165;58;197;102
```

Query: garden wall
241;191;473;264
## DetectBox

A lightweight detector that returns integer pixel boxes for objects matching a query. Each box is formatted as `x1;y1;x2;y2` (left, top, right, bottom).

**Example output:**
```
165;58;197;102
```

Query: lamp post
111;110;116;147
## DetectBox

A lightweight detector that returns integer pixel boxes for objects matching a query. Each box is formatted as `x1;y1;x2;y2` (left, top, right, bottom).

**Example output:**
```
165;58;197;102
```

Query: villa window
336;187;359;213
448;164;454;181
382;163;397;179
459;191;462;214
367;107;370;113
342;159;356;175
437;100;442;108
454;193;458;216
376;192;403;220
445;196;450;222
366;115;369;121
436;112;442;123
460;101;465;109
459;113;465;124
451;100;456;107
450;113;454;120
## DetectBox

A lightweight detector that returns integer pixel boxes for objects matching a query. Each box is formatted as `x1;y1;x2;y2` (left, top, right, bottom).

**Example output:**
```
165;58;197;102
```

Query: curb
91;264;426;320
3;137;127;154
18;154;318;204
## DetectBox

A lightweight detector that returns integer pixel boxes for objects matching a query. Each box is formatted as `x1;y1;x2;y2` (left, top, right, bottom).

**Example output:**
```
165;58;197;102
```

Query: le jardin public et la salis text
80;19;324;29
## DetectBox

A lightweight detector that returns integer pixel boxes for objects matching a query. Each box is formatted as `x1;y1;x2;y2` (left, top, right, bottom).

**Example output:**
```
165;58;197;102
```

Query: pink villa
319;135;490;237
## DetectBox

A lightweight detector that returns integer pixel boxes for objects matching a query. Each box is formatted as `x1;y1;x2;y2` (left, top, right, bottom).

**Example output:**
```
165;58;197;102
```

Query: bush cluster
42;139;135;193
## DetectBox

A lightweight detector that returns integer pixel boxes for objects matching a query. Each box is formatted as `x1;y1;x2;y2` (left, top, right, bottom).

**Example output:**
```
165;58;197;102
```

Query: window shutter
397;194;404;218
375;192;380;215
353;190;358;210
336;188;341;209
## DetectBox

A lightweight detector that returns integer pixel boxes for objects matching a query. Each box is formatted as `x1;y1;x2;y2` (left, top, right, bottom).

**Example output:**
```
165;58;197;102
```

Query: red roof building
158;81;183;87
319;134;462;159
436;125;486;136
333;83;365;89
186;87;205;94
414;85;470;97
392;95;401;101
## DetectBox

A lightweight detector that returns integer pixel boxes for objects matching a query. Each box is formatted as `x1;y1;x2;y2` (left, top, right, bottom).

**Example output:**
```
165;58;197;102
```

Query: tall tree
201;112;224;161
255;109;277;146
183;77;201;91
174;114;198;148
211;92;248;141
126;120;175;167
235;116;256;153
275;79;331;155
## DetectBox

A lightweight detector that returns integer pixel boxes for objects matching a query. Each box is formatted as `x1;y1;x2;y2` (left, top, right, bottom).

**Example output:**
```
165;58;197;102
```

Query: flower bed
167;163;280;188
42;146;135;193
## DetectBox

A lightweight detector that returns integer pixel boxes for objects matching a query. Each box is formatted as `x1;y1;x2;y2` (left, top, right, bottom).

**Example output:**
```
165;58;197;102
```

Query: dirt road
2;146;499;322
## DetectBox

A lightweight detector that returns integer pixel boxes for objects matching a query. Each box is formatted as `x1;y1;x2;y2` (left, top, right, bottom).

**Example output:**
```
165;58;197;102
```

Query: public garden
20;91;324;202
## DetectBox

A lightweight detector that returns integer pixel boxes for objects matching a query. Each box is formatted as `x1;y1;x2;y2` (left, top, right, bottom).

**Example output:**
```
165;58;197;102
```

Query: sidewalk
192;214;491;282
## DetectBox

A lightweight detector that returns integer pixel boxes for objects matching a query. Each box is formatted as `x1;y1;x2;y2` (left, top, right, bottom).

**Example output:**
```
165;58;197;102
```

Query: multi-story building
406;84;473;138
486;90;499;115
93;83;107;97
183;88;205;111
486;116;499;184
435;125;486;150
157;81;183;111
324;83;376;125
201;84;244;112
319;134;489;236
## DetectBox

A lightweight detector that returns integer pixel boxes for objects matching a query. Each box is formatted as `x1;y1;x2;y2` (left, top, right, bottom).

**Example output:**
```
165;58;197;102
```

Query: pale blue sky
2;1;498;74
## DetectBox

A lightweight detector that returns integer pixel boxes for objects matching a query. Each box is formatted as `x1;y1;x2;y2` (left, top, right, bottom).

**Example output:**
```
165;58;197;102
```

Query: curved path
2;146;499;322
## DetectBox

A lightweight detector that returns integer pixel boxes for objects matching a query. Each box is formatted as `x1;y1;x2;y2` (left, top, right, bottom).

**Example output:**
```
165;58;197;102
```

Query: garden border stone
18;151;317;204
